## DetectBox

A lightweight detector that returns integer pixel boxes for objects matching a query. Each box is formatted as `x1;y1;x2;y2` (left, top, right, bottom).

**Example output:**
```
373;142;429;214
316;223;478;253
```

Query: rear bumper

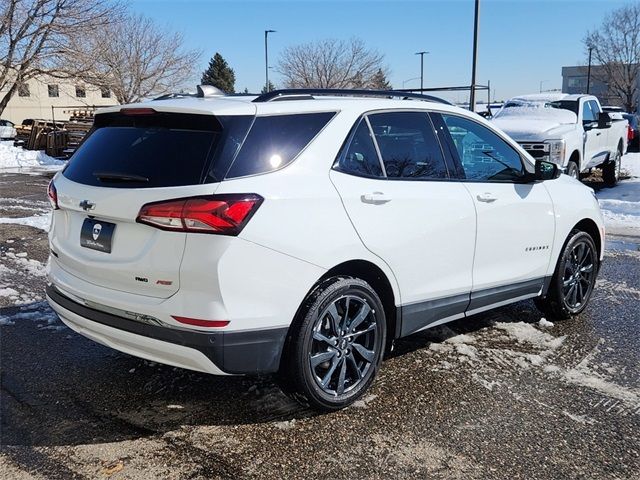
46;284;288;375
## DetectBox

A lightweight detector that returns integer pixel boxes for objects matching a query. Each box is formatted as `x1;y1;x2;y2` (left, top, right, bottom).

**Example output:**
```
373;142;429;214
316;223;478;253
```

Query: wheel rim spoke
326;303;342;336
336;358;347;395
310;350;336;368
320;355;340;388
346;352;362;380
348;303;371;333
353;343;375;362
313;331;334;347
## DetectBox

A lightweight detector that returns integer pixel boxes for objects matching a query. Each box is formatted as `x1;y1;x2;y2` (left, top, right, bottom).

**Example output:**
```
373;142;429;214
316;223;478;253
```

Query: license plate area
80;218;115;253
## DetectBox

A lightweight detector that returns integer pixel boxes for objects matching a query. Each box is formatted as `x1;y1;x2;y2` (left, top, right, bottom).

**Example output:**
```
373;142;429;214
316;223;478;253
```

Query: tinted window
368;112;447;179
589;100;601;116
64;112;228;188
334;119;383;177
226;112;335;178
441;114;525;182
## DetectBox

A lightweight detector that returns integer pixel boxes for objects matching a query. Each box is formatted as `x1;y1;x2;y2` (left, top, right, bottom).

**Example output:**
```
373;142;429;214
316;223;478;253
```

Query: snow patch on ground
2;251;46;277
0;212;51;231
494;321;565;350
0;142;63;170
597;152;640;235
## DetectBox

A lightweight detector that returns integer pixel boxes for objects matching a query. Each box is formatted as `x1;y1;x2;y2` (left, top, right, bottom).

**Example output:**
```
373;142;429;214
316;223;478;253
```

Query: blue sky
130;0;626;102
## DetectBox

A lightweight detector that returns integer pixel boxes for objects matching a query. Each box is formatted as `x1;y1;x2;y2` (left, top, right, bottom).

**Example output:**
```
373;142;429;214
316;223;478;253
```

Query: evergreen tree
201;53;236;93
261;80;276;94
369;69;391;90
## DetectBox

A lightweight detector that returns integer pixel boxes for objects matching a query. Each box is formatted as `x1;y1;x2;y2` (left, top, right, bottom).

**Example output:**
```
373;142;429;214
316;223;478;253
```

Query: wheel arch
569;149;581;170
573;218;602;259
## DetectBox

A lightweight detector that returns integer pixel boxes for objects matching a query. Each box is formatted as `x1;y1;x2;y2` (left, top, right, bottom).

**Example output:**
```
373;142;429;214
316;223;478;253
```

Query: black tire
566;160;579;179
602;148;622;187
279;276;387;411
535;230;599;320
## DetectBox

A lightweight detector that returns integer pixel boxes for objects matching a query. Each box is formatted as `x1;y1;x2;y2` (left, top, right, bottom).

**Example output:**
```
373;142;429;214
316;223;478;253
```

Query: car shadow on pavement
1;299;544;450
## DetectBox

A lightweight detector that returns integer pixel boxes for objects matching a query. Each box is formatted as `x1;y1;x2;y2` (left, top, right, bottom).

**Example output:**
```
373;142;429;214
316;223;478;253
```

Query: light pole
539;80;549;93
586;46;594;94
469;0;480;111
415;51;429;91
265;29;276;92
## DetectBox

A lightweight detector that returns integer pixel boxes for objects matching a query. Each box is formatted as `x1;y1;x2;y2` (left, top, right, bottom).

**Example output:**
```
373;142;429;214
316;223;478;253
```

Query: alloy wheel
562;240;596;310
309;295;378;396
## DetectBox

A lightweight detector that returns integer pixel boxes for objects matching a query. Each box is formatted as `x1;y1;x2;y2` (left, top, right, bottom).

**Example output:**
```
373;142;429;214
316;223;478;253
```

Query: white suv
46;88;605;410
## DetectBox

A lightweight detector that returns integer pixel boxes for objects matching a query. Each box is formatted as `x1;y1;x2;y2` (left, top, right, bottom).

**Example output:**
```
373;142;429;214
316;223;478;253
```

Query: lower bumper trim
46;284;288;375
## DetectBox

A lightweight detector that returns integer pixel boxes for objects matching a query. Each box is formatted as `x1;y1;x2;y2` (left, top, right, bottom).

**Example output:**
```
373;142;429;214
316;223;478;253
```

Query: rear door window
225;112;336;178
367;112;448;179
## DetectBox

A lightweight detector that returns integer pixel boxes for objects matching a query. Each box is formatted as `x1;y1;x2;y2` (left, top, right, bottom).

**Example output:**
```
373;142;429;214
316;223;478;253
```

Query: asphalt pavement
0;172;639;479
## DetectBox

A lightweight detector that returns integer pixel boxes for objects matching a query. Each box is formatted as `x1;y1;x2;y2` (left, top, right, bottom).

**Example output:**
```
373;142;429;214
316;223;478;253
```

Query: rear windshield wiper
93;172;149;183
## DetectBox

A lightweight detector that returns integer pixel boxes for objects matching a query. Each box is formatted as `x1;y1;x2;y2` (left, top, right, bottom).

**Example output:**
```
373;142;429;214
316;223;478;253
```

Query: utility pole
469;0;480;111
265;29;276;92
415;51;429;91
586;46;593;94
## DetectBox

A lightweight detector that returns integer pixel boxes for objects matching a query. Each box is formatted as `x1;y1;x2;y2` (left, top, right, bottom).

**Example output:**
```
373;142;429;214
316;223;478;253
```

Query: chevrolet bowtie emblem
79;200;95;211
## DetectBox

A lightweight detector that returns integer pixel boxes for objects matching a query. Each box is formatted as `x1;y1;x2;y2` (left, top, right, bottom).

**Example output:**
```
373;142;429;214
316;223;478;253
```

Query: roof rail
252;88;453;105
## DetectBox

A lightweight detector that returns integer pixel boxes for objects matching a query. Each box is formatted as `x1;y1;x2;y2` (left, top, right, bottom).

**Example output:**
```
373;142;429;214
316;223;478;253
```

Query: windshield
548;100;579;116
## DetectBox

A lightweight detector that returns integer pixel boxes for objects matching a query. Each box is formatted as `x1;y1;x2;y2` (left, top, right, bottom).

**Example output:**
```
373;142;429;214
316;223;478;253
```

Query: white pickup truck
492;94;628;186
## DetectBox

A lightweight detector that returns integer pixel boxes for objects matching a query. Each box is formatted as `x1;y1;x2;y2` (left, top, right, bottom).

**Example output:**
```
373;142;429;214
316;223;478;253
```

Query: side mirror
597;111;612;129
535;160;560;181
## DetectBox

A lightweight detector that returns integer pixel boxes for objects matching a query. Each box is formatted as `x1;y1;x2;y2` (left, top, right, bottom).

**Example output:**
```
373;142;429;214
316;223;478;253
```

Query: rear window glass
63;112;242;188
225;112;336;178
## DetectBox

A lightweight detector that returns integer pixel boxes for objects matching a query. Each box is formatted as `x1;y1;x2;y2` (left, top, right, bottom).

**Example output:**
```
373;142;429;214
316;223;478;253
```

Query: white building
0;75;117;125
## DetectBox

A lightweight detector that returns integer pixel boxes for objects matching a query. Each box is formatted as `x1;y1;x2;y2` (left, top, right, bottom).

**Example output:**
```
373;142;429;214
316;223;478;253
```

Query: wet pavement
0;172;639;479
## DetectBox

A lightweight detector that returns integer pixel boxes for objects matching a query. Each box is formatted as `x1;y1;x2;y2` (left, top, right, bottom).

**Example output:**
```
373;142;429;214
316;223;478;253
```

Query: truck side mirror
598;111;612;129
535;160;560;181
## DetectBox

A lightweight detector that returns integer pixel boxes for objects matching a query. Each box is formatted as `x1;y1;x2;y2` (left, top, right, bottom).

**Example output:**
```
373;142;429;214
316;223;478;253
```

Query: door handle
596;132;601;136
361;192;391;204
476;192;497;203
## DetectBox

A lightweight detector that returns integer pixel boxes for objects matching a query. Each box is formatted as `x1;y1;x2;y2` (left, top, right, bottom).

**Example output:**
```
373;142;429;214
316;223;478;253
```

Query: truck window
582;102;597;123
588;100;601;116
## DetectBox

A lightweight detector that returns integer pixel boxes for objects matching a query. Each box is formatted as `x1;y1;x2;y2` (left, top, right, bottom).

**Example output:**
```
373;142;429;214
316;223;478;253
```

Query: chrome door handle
476;193;497;203
361;192;391;204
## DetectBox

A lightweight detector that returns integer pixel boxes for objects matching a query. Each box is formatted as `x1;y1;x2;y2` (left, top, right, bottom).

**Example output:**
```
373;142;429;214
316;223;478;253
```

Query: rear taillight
47;180;59;209
629;126;635;141
137;194;263;235
120;107;157;116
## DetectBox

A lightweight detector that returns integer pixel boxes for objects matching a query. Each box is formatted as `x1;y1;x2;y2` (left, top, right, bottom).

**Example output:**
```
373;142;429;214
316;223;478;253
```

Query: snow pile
596;152;640;235
0;212;51;231
493;105;577;124
0;141;64;170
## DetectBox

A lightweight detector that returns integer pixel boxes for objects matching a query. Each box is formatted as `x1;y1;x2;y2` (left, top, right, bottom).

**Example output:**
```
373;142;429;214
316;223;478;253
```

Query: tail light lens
47;180;59;209
628;126;634;141
171;316;229;328
137;194;263;235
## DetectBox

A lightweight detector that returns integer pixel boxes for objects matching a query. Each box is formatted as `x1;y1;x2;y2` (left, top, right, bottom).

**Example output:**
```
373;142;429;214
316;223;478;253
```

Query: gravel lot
1;171;639;479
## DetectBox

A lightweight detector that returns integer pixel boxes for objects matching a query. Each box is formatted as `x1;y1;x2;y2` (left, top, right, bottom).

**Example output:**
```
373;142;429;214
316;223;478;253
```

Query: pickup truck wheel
534;230;599;320
566;161;579;179
602;149;621;187
279;276;386;411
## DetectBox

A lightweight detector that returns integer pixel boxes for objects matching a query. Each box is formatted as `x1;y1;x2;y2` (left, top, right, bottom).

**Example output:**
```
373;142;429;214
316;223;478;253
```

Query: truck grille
519;143;549;160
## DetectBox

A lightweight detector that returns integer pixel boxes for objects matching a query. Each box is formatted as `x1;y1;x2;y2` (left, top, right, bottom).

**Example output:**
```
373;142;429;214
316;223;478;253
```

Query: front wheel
535;230;599;320
602;149;621;187
279;277;386;411
566;160;579;179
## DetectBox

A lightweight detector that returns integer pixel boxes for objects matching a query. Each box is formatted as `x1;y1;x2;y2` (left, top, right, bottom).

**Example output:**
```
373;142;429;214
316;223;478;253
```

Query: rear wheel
566;160;579;179
602;148;621;187
280;277;386;411
535;230;599;320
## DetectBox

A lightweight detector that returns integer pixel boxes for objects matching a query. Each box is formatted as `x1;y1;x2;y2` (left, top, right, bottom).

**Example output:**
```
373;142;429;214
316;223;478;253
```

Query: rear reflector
172;316;230;328
137;194;263;235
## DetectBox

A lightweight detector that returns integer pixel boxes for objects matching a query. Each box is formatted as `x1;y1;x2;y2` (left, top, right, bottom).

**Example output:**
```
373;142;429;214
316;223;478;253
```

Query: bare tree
277;38;388;89
0;0;121;115
74;14;201;104
584;3;640;112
